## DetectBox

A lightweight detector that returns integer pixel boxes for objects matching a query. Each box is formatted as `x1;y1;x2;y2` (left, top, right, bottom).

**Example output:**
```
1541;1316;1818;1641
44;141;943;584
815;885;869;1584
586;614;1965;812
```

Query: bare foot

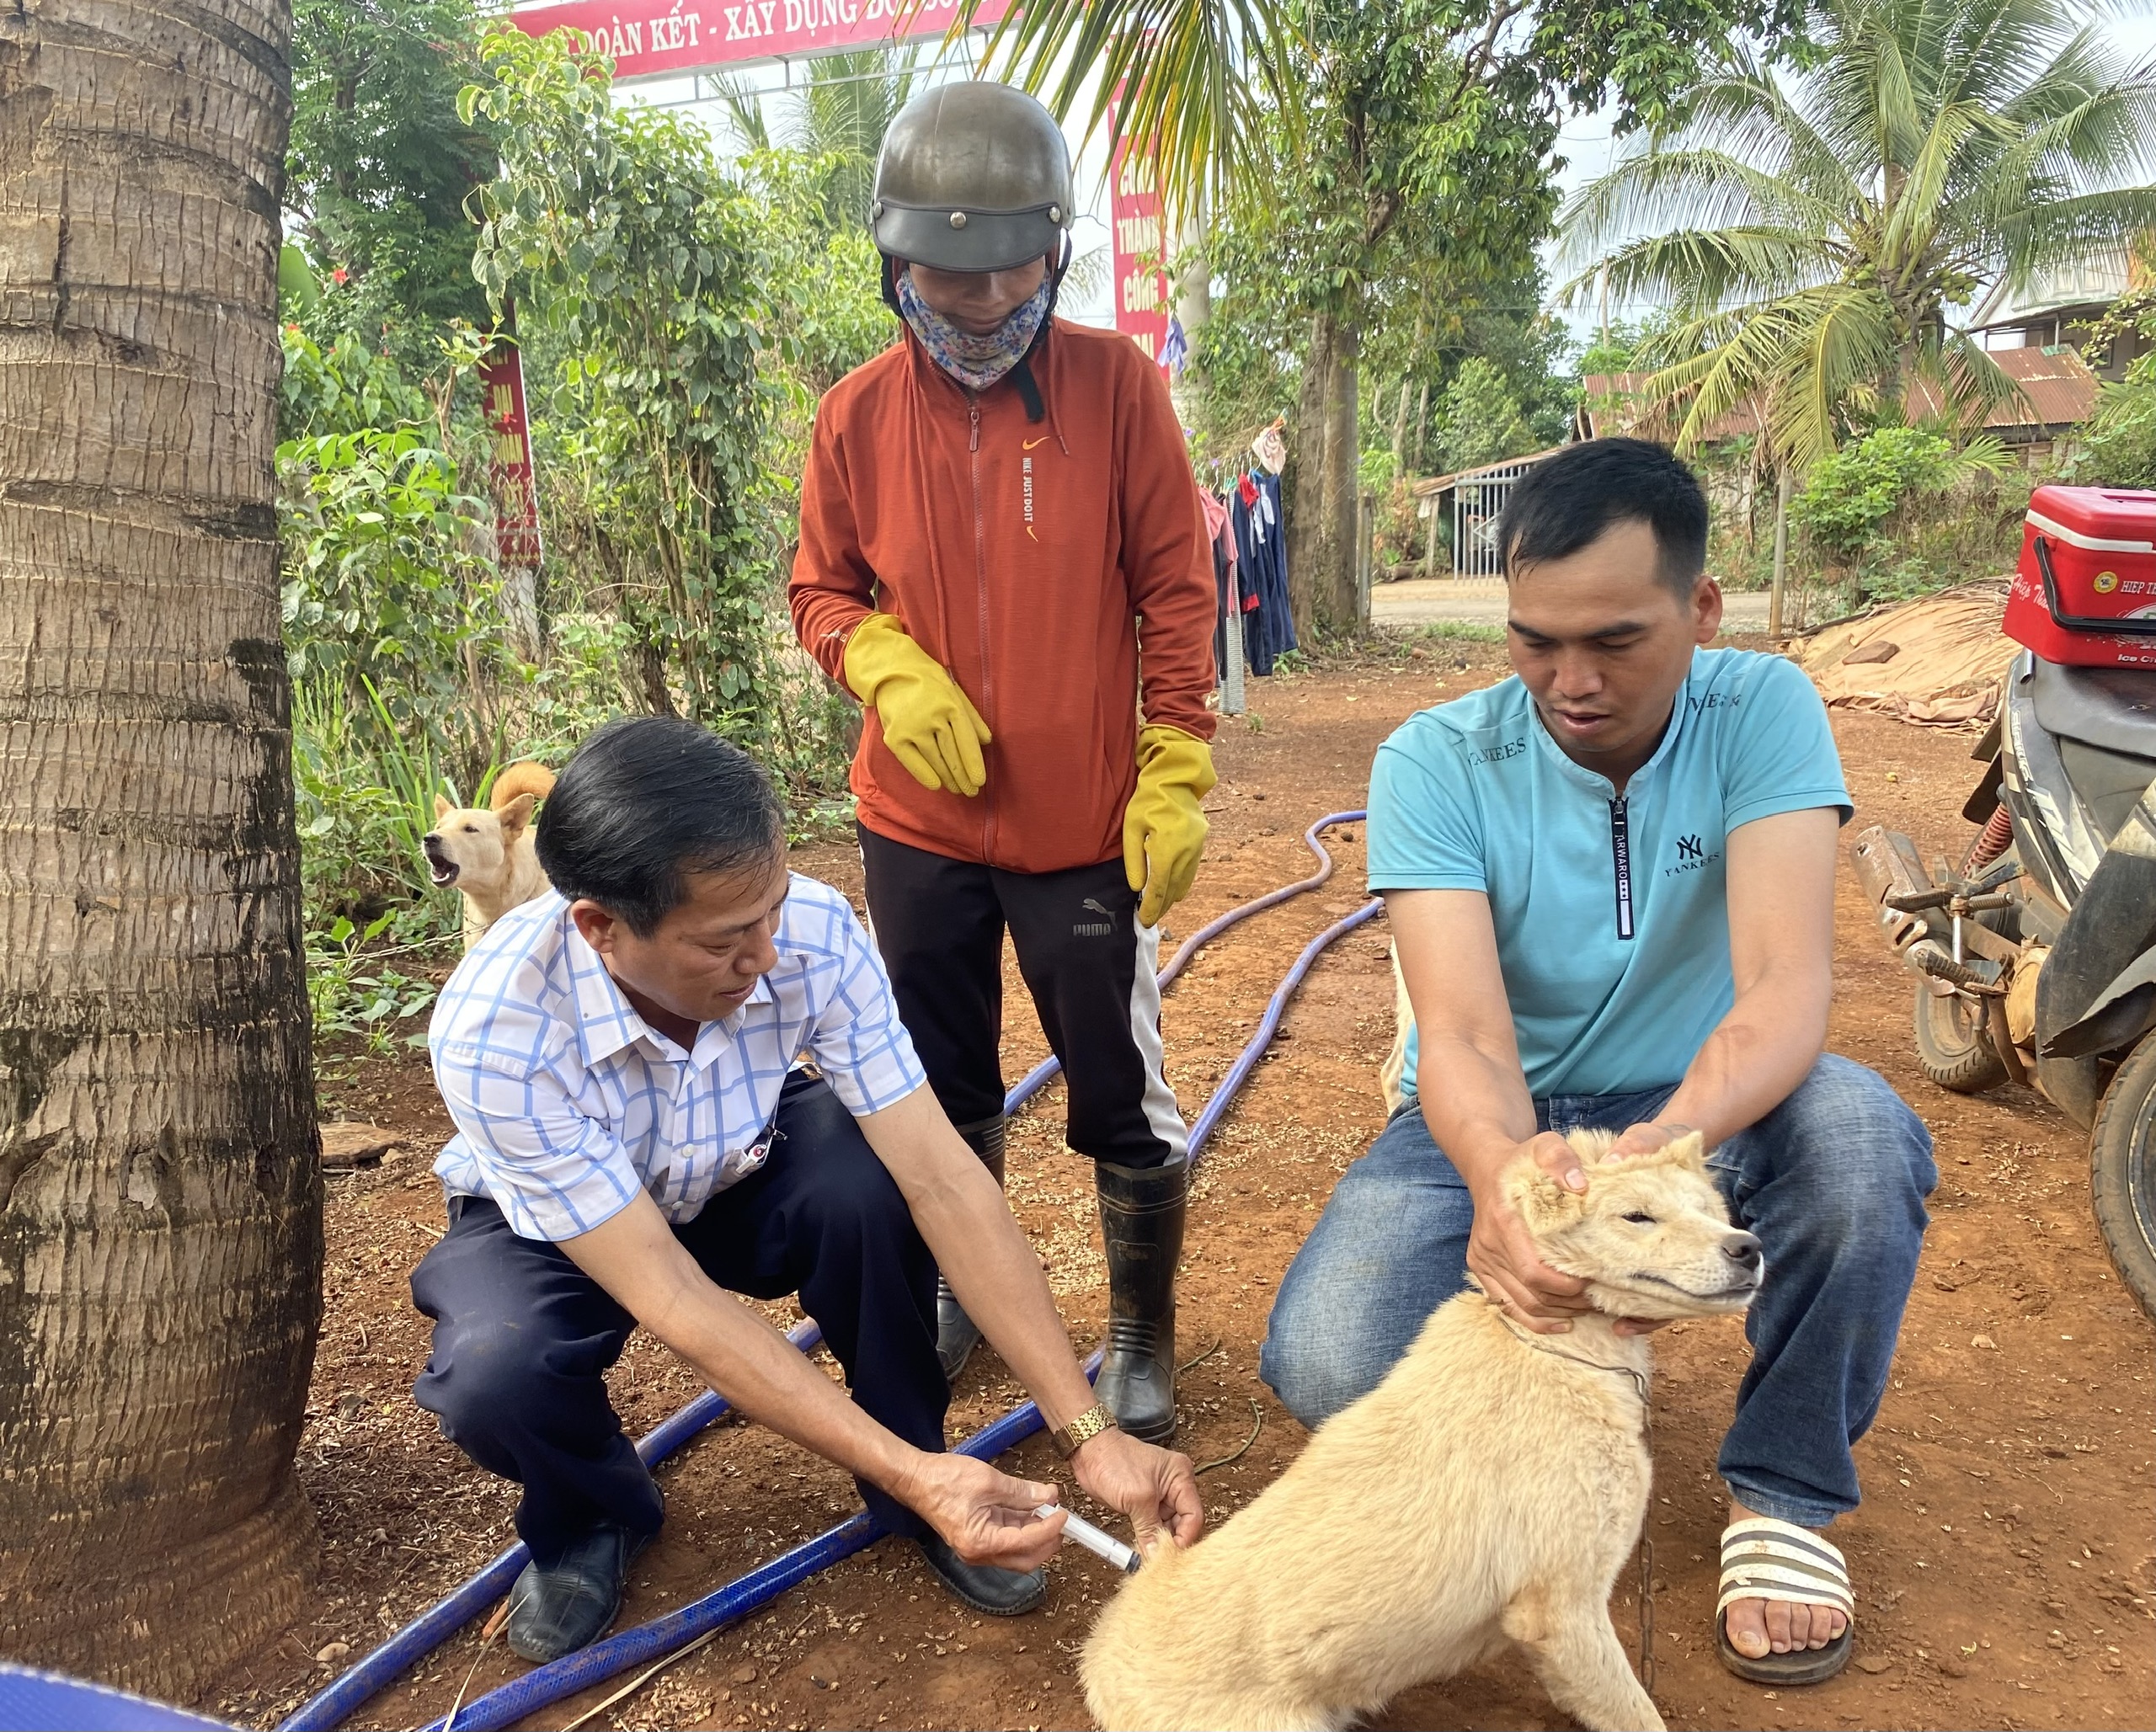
1723;1500;1850;1658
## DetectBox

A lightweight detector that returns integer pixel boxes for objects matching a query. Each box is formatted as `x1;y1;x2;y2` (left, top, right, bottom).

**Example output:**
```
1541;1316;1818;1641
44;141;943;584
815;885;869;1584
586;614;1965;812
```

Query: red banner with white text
510;0;1009;78
478;341;544;573
1107;92;1171;364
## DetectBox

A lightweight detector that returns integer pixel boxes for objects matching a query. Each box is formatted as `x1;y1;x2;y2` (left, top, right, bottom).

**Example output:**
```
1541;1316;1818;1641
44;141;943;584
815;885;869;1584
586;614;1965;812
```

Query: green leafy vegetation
2072;293;2156;489
283;3;892;1047
1561;0;2156;472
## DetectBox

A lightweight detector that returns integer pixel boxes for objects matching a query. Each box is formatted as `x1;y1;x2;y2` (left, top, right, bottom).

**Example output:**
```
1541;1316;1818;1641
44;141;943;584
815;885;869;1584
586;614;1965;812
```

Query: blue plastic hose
1002;810;1363;1115
276;1322;824;1732
296;812;1373;1731
418;1350;1107;1732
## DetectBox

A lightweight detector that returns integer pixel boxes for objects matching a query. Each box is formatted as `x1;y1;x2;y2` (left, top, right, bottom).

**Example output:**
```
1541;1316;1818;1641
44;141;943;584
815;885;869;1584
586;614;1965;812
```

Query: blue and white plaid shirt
429;876;927;1241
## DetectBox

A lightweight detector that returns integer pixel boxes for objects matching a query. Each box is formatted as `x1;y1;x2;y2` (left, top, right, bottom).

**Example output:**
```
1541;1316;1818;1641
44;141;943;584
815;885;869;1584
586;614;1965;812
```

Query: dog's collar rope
1495;1313;1652;1404
1497;1311;1657;1695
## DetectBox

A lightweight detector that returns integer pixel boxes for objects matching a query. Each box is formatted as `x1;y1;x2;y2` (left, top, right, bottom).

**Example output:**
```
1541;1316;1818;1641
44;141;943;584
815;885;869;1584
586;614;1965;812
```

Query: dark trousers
858;824;1186;1169
410;1072;945;1566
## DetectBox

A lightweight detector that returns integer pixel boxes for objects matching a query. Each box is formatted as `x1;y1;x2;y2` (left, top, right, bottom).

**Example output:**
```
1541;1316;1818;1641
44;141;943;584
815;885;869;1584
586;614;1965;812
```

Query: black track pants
858;825;1187;1170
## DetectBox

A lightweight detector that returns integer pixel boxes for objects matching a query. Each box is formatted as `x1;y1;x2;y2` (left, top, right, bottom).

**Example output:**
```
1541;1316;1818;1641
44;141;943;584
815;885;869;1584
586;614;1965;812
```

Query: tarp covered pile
1798;580;2020;727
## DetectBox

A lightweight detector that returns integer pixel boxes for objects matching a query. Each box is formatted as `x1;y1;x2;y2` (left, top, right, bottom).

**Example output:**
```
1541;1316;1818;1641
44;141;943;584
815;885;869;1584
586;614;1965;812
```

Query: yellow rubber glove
1122;723;1217;928
841;613;992;797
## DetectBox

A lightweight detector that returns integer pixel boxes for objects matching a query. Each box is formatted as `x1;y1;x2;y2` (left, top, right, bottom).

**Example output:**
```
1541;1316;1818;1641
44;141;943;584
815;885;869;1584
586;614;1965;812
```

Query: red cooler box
2006;484;2156;668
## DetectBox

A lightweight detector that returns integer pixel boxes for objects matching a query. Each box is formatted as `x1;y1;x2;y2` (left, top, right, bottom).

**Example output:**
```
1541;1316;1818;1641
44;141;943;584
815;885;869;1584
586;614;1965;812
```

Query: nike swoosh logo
1022;437;1049;450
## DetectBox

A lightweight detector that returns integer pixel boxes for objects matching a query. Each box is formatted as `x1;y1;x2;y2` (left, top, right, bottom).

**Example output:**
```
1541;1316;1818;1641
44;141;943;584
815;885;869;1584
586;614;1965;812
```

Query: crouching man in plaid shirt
412;717;1201;1661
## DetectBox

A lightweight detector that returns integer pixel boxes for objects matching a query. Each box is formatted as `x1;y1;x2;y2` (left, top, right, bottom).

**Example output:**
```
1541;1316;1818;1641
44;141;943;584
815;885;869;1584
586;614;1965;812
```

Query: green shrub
2074;359;2156;490
307;913;440;1053
1788;426;2020;608
278;424;504;779
1793;427;2000;560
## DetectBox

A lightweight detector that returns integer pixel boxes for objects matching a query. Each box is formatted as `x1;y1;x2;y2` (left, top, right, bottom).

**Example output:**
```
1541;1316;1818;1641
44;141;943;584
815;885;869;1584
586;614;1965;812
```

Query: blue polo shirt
1369;648;1849;1100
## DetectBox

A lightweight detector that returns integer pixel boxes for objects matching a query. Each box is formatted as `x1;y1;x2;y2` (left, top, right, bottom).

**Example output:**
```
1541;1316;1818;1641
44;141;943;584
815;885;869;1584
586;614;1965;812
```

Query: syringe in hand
1035;1503;1140;1575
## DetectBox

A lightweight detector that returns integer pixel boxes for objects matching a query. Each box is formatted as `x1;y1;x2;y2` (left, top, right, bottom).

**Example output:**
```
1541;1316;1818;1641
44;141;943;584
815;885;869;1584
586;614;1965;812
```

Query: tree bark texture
1287;306;1368;639
1285;312;1336;637
1324;312;1363;632
0;0;320;1699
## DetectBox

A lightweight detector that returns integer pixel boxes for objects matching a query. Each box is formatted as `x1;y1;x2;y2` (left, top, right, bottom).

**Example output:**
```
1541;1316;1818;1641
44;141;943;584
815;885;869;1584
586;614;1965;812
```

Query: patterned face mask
895;264;1052;393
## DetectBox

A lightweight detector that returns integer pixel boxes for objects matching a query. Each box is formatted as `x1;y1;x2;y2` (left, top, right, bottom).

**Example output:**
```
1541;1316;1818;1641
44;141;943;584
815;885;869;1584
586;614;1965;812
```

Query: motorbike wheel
2091;1037;2156;1321
1912;983;2009;1094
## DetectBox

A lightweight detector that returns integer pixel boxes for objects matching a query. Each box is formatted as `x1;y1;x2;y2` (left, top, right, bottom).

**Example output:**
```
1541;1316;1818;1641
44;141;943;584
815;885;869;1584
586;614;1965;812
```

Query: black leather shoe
1092;1156;1187;1443
504;1522;654;1662
915;1533;1047;1616
937;1116;1008;1382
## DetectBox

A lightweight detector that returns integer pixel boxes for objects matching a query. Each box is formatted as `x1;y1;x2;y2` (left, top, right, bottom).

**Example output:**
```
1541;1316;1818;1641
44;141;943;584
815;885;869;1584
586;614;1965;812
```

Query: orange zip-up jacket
790;318;1218;873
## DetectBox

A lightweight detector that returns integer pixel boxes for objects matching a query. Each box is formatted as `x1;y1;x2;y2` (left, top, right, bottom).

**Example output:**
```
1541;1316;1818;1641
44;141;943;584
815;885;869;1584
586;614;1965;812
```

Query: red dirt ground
196;637;2154;1732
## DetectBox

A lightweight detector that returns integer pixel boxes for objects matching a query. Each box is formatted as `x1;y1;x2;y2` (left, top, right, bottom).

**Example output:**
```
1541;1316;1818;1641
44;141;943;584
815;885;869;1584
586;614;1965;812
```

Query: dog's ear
434;793;452;820
1502;1158;1585;1234
496;792;539;839
1665;1129;1707;1168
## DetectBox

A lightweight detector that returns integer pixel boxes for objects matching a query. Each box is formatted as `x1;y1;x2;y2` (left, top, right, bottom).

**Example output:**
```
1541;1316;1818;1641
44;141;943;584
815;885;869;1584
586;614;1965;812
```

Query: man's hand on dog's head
1609;1120;1697;1159
1072;1426;1203;1552
1467;1133;1595;1334
1469;1132;1670;1337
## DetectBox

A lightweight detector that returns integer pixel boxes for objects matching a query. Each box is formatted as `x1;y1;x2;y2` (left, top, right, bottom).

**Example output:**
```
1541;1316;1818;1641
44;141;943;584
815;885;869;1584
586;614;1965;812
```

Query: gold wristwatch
1049;1401;1118;1458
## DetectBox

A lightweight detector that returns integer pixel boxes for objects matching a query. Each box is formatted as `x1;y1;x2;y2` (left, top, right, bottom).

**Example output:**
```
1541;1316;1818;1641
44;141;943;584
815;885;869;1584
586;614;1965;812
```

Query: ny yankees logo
1677;834;1705;861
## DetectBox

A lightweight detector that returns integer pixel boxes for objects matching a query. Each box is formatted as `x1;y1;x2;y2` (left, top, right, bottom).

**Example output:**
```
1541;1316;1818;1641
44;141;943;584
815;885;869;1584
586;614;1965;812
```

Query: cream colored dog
422;761;555;949
1081;1131;1762;1732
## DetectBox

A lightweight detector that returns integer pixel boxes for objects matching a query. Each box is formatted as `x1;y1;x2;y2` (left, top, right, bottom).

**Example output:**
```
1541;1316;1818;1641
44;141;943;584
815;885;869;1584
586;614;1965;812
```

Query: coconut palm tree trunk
0;0;320;1699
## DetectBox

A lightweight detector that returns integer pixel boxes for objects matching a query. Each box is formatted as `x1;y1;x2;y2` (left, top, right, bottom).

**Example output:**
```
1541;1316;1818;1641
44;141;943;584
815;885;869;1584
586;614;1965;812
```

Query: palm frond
1558;0;2156;474
1062;242;1113;301
1557;147;1847;274
1578;226;1845;313
954;0;1294;223
708;72;770;153
1780;285;1901;467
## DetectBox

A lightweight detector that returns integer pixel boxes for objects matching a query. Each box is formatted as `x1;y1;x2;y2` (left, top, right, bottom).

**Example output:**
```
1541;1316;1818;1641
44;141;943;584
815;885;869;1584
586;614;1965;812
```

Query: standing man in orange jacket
790;82;1218;1461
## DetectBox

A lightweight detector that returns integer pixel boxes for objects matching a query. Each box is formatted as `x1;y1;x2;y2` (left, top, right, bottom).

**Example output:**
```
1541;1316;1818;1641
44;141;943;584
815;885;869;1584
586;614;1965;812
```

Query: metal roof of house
1580;344;2100;444
1578;373;1768;443
1972;247;2142;329
1409;445;1569;498
1905;342;2101;430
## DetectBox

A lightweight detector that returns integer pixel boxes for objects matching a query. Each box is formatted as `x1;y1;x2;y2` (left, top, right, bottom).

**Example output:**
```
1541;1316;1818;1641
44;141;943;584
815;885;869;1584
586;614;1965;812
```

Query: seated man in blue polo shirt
414;717;1199;1662
1261;438;1934;1689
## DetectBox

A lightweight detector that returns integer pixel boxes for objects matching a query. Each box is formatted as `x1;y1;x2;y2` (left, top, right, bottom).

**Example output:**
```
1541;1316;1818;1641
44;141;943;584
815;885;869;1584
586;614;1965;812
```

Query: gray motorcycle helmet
872;82;1074;273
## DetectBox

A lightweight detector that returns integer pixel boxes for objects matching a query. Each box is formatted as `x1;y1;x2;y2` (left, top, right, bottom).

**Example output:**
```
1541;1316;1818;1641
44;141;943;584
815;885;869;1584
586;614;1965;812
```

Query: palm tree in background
957;0;1289;226
792;48;923;227
714;48;923;231
1560;0;2156;470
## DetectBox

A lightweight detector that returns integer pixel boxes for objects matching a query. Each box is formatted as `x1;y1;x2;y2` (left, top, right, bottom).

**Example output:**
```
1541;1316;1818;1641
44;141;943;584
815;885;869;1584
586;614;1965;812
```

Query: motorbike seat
2029;658;2156;763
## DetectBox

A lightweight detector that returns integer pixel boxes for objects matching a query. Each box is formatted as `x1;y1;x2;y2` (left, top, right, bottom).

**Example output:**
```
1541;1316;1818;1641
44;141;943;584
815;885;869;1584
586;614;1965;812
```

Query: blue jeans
1259;1055;1936;1528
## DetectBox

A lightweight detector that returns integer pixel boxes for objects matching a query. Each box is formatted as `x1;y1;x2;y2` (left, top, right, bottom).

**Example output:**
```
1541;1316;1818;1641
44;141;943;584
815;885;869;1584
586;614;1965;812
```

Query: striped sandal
1716;1516;1856;1685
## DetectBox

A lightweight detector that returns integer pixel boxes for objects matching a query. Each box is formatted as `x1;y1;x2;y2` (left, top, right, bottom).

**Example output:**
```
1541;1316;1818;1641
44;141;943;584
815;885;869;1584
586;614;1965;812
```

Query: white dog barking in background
422;761;555;950
1081;1130;1762;1732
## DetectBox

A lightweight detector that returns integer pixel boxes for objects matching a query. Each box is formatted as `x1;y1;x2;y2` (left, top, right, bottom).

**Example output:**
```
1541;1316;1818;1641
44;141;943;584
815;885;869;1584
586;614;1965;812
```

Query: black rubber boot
935;1115;1007;1383
1091;1156;1187;1444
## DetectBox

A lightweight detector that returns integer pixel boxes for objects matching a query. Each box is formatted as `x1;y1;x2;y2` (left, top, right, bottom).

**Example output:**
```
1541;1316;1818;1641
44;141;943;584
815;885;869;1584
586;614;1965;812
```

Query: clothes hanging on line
1201;490;1240;688
1228;471;1295;677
